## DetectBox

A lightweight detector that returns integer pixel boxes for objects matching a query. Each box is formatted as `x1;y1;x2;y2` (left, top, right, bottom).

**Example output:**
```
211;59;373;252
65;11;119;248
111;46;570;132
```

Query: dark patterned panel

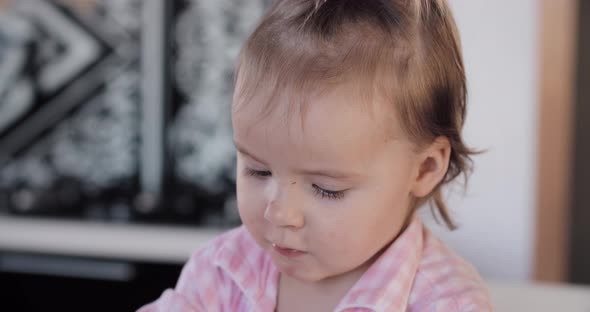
0;0;268;226
168;0;267;225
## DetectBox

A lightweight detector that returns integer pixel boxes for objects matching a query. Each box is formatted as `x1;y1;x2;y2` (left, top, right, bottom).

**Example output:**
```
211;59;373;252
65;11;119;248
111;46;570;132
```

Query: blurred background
0;0;588;311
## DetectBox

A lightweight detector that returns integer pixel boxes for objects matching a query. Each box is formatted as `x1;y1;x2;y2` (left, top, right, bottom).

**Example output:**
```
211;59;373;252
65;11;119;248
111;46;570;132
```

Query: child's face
232;83;420;283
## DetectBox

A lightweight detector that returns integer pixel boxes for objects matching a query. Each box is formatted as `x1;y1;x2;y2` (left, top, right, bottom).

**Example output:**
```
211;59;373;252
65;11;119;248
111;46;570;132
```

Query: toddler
140;0;492;311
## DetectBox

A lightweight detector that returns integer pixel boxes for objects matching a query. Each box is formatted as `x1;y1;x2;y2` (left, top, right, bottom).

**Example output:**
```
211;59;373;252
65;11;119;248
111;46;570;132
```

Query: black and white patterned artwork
0;0;267;226
168;0;267;225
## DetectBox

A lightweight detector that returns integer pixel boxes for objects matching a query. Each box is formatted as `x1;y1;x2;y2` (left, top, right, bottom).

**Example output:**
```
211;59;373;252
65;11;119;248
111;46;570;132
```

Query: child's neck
275;254;377;312
276;273;358;312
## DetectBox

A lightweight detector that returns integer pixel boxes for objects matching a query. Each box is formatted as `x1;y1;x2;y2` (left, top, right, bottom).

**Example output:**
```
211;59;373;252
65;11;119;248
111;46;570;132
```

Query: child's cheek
236;177;266;225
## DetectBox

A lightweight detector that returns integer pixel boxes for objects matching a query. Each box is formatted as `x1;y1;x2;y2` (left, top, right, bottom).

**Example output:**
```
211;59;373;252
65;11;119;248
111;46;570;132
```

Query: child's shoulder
183;225;274;287
418;227;483;279
408;225;492;311
171;226;275;309
141;227;275;311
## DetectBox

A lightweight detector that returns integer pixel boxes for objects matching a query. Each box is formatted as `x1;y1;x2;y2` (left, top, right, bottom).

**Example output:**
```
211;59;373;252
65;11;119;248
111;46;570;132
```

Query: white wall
422;0;539;281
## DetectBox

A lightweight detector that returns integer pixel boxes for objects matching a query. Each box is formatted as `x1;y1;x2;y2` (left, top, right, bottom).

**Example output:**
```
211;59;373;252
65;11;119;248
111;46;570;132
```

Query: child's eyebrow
234;141;363;180
234;141;269;166
295;167;363;180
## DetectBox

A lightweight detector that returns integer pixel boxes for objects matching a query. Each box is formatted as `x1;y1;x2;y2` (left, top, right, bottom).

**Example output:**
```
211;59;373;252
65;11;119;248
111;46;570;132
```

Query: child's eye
312;184;346;200
245;168;272;178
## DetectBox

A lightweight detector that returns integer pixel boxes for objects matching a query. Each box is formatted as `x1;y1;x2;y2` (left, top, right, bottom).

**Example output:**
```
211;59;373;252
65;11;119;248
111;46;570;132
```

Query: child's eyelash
244;168;346;200
312;185;345;200
245;168;272;177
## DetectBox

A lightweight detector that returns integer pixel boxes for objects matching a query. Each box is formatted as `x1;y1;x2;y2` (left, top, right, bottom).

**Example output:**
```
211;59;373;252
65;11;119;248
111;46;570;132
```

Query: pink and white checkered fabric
138;218;492;311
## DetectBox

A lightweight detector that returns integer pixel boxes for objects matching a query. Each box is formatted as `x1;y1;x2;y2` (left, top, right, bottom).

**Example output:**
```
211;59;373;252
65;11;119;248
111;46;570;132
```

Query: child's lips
271;243;307;258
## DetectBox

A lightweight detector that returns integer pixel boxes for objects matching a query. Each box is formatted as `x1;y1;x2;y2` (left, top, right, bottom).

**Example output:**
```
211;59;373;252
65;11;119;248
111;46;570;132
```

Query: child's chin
278;266;298;277
276;264;326;283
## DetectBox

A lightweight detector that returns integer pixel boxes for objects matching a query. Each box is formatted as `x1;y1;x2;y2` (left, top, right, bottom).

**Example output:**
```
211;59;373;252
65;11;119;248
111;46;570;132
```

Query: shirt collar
213;219;424;312
334;217;424;311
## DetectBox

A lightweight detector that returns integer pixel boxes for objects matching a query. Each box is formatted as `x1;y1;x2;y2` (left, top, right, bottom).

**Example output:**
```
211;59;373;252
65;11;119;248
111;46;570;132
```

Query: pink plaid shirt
138;218;492;311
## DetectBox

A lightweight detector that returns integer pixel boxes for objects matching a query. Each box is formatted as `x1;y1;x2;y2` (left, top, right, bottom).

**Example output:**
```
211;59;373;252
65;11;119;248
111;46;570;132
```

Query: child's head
232;0;474;281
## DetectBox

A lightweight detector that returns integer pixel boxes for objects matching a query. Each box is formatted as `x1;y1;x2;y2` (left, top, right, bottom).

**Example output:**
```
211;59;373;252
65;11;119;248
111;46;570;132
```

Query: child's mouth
271;243;307;258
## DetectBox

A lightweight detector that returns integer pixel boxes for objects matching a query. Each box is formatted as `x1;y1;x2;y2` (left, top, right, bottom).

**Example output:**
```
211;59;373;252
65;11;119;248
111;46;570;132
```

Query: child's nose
263;184;305;229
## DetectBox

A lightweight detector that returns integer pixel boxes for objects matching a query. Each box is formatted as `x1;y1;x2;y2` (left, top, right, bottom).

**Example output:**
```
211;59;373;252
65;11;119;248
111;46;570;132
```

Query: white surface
424;0;539;280
488;281;590;312
0;216;222;264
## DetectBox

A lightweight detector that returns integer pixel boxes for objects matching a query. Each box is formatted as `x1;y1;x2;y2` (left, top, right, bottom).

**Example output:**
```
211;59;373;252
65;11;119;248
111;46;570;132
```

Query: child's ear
411;137;452;198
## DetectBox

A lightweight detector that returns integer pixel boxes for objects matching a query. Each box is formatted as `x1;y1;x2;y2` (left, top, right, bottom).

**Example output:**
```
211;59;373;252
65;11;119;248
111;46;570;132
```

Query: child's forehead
232;81;404;148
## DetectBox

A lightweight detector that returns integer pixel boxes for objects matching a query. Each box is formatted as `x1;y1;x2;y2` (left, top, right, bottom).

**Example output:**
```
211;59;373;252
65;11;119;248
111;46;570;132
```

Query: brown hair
233;0;477;230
